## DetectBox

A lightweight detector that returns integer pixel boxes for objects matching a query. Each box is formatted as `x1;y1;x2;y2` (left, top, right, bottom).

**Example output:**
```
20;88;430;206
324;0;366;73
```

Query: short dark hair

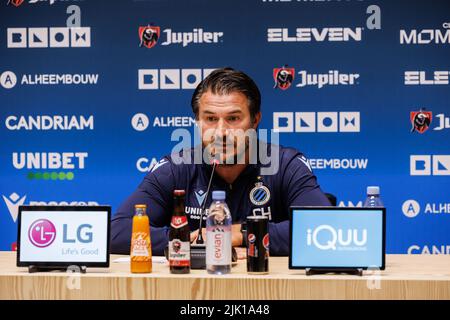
191;67;261;121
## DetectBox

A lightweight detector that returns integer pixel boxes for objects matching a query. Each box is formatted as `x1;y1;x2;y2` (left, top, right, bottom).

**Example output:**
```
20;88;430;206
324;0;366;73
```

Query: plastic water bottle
206;190;232;275
363;186;384;207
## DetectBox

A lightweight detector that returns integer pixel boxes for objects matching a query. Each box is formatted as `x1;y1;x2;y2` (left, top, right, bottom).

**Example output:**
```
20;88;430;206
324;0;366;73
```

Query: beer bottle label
206;226;232;266
169;239;190;267
171;215;188;229
131;232;151;261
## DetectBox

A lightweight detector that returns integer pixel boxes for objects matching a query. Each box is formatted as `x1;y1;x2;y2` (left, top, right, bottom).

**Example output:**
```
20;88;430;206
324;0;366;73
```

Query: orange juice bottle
130;204;152;273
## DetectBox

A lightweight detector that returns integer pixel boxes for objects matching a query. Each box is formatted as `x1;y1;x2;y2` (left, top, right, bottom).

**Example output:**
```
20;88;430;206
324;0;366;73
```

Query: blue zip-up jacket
111;143;331;256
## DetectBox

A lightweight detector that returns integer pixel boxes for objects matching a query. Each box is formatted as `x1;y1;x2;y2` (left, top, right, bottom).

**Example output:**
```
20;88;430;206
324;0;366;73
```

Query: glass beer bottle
130;204;152;273
169;190;190;274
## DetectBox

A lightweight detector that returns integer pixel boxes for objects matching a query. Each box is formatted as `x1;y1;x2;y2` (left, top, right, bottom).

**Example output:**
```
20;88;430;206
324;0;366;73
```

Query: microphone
196;158;218;243
190;157;218;269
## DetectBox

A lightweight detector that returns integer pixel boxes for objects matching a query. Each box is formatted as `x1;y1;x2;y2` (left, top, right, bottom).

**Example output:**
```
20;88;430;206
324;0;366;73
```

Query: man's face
197;90;261;164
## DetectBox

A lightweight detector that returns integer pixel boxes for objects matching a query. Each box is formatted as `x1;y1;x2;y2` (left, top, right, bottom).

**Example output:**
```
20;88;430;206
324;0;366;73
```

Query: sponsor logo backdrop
1;0;449;254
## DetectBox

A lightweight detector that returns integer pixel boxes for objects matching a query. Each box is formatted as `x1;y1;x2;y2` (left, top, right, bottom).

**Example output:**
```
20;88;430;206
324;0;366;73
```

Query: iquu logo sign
306;225;368;251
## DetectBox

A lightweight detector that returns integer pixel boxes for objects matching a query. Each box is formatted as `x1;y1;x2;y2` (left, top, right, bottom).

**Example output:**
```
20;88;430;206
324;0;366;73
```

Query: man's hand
231;223;243;247
235;247;247;260
190;228;206;243
190;224;243;247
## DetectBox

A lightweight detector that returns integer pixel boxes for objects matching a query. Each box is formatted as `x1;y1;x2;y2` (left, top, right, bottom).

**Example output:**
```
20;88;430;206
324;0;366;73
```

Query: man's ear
252;111;262;129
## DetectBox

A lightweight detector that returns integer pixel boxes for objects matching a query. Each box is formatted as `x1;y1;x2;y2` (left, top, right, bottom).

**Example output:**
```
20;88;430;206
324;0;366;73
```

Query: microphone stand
190;159;217;269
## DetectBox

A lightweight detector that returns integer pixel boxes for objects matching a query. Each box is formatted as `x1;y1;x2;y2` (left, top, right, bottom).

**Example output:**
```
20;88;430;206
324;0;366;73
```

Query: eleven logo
404;71;450;85
267;5;381;41
267;27;363;43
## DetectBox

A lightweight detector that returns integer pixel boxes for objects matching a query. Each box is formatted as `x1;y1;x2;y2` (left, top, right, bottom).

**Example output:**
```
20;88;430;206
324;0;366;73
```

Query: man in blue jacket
111;68;330;256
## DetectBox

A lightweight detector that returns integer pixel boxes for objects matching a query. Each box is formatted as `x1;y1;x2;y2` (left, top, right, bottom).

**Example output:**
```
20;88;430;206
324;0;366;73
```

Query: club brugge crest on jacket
273;66;295;90
411;109;432;134
139;25;160;49
7;0;24;7
250;181;271;206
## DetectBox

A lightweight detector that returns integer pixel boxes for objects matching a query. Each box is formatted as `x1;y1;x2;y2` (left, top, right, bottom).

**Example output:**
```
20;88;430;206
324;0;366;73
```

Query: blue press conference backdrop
1;0;449;254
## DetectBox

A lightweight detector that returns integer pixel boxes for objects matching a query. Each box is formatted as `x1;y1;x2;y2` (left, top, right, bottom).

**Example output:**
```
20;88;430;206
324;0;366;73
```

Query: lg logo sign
28;219;93;248
28;219;56;248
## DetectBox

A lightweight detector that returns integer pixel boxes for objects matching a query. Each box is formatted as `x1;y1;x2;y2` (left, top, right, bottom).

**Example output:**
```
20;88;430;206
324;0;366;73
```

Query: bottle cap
173;189;186;197
212;190;226;200
367;186;380;196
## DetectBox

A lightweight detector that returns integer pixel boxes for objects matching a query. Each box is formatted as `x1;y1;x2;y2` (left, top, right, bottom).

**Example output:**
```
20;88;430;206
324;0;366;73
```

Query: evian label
206;226;232;266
